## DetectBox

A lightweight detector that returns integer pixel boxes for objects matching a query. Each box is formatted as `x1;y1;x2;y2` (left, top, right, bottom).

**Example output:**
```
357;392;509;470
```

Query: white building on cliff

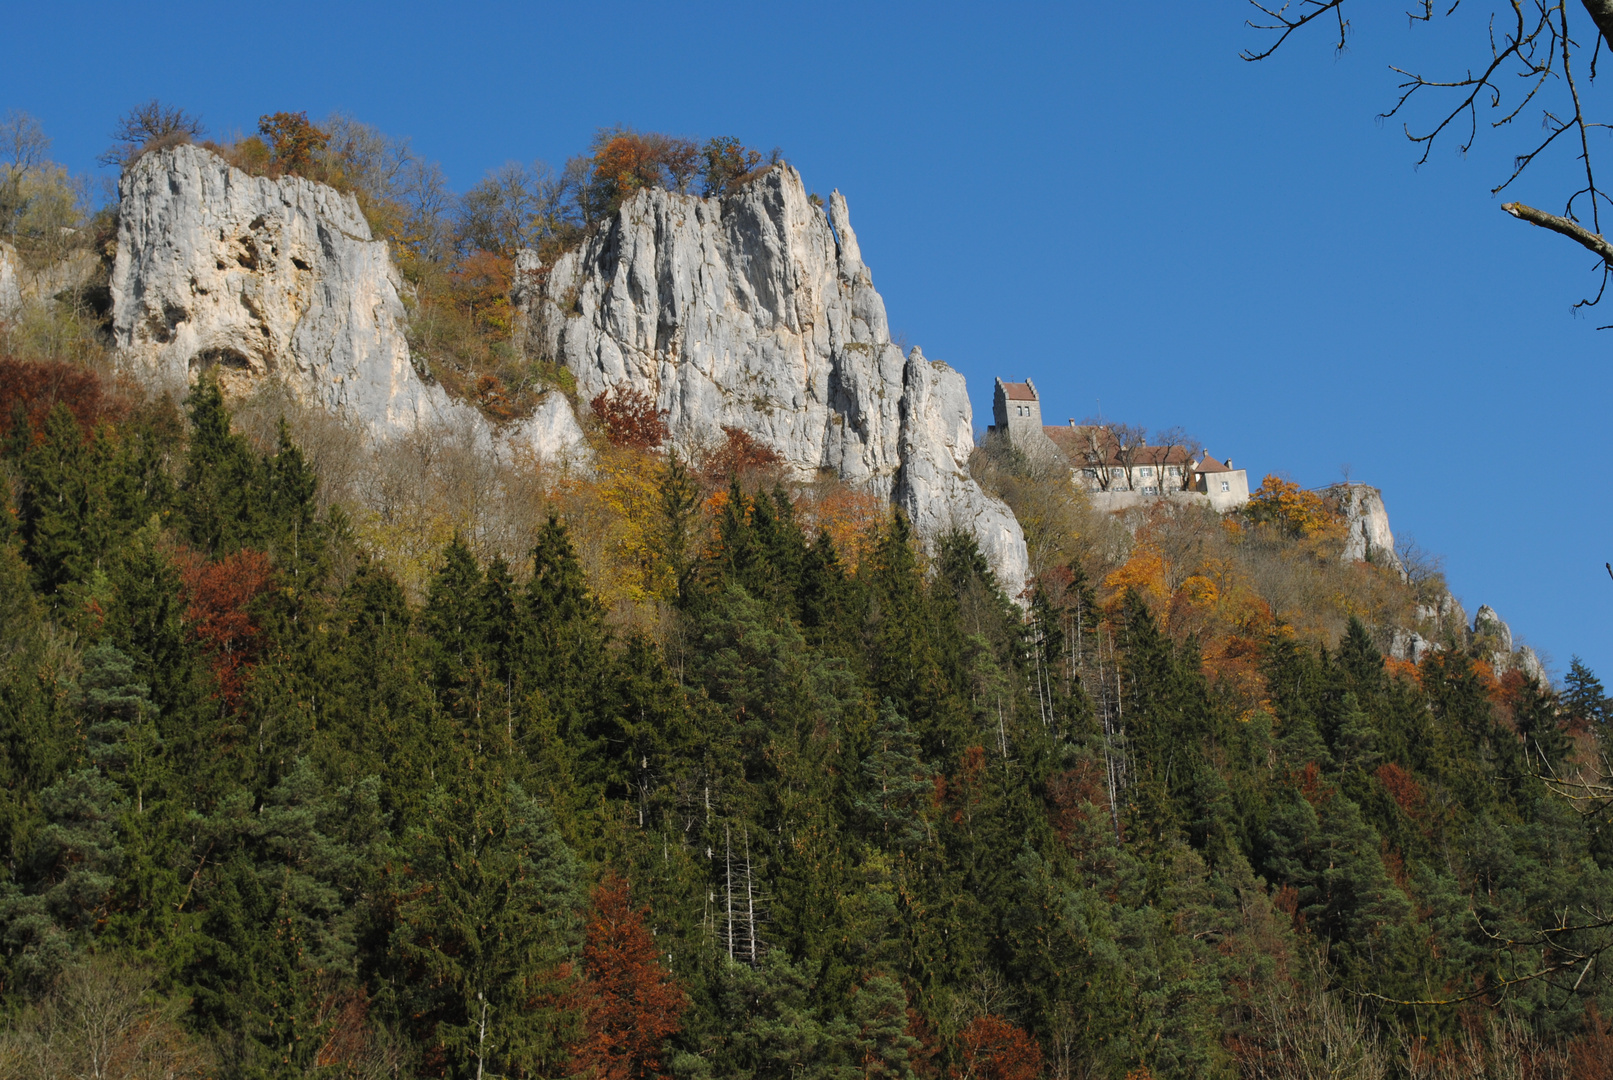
987;378;1249;512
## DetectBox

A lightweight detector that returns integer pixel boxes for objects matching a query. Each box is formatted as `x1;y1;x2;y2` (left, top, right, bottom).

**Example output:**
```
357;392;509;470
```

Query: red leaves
179;548;274;710
1294;761;1333;807
1375;762;1426;820
699;426;782;482
0;357;116;447
569;875;685;1080
591;387;669;451
954;1014;1042;1080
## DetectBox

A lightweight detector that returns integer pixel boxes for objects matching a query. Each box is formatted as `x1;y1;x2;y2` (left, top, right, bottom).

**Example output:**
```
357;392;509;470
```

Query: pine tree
178;376;264;556
1512;676;1574;774
390;776;582;1080
856;700;932;852
1564;656;1610;731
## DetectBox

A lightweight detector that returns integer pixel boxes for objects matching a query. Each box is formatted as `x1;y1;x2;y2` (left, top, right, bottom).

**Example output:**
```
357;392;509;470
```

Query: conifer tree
856;700;932;852
178;377;263;556
570;874;686;1080
1565;656;1610;731
390;777;582;1080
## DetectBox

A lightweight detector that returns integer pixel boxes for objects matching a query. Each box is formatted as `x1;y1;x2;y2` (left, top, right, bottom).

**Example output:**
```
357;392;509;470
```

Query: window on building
1166;465;1180;476
1139;466;1153;478
1220;480;1230;492
1111;468;1124;479
1083;469;1097;479
1143;485;1158;495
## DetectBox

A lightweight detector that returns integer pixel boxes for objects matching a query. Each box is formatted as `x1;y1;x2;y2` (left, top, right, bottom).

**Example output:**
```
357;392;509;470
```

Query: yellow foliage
1104;547;1168;603
793;485;888;572
1247;474;1341;539
1178;574;1219;607
552;443;673;615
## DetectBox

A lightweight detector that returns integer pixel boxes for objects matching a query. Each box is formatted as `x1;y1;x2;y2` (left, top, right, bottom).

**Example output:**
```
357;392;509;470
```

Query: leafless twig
1246;1;1613;304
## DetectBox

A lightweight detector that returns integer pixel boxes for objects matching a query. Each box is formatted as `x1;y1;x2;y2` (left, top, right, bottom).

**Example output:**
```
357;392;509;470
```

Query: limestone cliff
0;243;20;317
1334;484;1401;572
109;144;583;461
523;167;1029;590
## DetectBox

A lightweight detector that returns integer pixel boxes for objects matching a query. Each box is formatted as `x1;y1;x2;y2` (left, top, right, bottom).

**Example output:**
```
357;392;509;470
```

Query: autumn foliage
954;1014;1043;1080
699;426;783;482
591;387;669;451
257;111;330;176
178;547;275;709
0;357;118;447
570;875;686;1080
1246;475;1340;539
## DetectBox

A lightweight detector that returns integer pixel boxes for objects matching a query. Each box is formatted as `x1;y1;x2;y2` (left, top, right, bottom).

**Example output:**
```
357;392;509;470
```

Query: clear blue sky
5;1;1610;680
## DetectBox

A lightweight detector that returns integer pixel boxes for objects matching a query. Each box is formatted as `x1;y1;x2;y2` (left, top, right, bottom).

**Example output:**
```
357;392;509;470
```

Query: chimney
1225;459;1233;469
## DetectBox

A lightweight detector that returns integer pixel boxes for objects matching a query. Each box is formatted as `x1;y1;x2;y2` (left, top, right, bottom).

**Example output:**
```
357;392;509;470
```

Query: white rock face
109;144;584;463
1473;605;1514;654
1516;646;1547;684
0;243;20;318
525;167;1029;591
1335;484;1401;571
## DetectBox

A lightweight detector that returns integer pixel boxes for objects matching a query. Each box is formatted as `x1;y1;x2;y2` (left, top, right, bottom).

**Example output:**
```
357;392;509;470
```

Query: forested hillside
2;106;1613;1080
0;355;1607;1080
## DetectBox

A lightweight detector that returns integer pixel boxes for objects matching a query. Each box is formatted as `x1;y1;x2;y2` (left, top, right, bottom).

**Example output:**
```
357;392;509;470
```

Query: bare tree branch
1501;200;1613;263
1247;0;1613;303
1242;0;1350;61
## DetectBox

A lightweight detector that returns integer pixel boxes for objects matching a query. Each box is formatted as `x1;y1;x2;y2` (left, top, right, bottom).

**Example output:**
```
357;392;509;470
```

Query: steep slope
108;144;582;460
525;167;1029;590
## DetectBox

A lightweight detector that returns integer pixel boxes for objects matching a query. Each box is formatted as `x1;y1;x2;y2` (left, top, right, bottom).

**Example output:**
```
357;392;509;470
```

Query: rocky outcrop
1473;604;1513;654
0;243;20;317
109;144;583;462
1334;484;1401;571
523;168;1029;590
1472;604;1549;683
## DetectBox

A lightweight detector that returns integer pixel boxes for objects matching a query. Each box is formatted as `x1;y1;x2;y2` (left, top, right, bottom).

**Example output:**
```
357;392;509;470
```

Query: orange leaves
1247;475;1341;540
590;387;668;451
256;111;330;176
588;130;700;216
178;547;274;710
954;1014;1043;1080
447;249;514;337
1383;656;1421;687
569;875;686;1080
793;484;888;571
1104;548;1167;602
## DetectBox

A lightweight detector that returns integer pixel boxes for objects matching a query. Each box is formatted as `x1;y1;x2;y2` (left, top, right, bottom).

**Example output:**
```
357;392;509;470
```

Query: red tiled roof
1043;426;1195;468
1195;455;1232;474
1001;381;1036;401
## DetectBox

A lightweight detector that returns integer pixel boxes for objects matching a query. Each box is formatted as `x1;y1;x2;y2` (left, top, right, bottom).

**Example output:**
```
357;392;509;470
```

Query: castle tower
993;378;1044;442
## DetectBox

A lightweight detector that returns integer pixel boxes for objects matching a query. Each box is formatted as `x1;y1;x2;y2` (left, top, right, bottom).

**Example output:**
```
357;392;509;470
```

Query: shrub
257;111;331;178
590;387;668;451
582;128;700;219
100;100;205;167
701;136;773;198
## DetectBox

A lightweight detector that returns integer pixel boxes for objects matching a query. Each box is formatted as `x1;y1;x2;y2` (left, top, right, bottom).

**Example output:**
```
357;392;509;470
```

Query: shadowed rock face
525;165;1029;592
109;144;582;462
